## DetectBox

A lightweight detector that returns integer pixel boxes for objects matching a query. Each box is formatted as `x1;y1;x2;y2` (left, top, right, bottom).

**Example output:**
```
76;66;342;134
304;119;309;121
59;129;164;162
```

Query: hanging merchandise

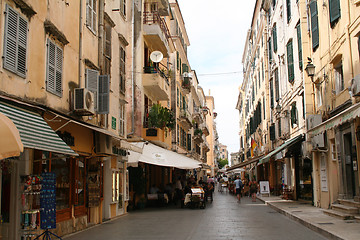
40;172;57;230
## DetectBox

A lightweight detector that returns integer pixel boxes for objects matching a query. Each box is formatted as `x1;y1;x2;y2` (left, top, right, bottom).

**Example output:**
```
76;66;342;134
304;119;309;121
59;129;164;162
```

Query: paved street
65;191;327;240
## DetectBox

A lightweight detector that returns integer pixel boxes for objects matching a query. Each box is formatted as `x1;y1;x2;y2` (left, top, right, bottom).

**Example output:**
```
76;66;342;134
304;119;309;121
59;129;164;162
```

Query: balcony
203;141;210;153
143;11;170;57
143;66;170;101
201;123;210;136
192;106;204;124
181;75;191;95
178;108;192;131
193;128;204;144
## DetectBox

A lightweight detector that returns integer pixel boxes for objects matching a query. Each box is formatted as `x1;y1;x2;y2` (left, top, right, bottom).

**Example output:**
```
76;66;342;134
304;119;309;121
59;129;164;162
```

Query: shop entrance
0;170;11;239
342;132;356;198
295;156;313;202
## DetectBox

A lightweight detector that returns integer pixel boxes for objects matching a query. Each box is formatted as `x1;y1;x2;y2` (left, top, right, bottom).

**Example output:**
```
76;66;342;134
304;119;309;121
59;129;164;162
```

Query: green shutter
286;0;291;23
296;23;303;70
275;69;279;101
270;80;274;108
329;0;341;27
273;25;277;52
287;40;294;83
268;38;272;61
310;0;319;50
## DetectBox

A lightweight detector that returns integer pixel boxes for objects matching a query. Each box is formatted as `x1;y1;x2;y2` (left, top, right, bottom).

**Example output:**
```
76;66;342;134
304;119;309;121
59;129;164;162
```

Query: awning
47;112;143;154
308;102;360;136
258;134;304;165
0;102;77;156
226;155;263;171
0;112;23;159
128;142;201;169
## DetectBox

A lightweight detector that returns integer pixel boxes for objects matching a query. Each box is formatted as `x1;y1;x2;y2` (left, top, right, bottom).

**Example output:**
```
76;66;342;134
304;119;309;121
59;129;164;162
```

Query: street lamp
305;59;316;79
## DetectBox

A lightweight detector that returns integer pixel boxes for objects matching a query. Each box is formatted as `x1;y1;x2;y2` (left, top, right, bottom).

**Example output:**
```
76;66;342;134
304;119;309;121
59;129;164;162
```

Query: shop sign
112;146;127;156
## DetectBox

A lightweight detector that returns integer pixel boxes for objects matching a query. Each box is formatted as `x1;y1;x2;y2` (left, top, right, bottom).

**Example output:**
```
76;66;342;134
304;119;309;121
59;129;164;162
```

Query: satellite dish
150;51;163;63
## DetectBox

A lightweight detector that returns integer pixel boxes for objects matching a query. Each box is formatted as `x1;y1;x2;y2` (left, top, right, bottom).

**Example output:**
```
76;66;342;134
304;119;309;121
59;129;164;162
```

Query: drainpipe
79;0;83;87
98;0;105;73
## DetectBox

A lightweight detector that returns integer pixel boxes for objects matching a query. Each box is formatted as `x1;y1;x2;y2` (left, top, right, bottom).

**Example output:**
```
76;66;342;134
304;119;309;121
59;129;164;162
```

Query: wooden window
3;4;28;78
296;23;303;70
119;46;126;94
272;24;277;52
274;68;279;101
86;0;97;33
286;0;291;23
119;103;125;136
329;0;340;27
270;79;274;109
120;0;126;17
86;69;99;110
46;39;63;97
310;0;319;51
291;103;298;127
287;40;294;83
334;61;344;94
98;75;110;114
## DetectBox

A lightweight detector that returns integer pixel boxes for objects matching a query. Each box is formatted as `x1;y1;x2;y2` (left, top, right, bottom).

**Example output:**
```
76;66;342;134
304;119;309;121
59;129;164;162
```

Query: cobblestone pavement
65;191;328;240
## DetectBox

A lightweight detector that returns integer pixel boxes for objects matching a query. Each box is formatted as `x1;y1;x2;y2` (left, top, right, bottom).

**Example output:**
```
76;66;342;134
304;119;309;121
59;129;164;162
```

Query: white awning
308;102;360;136
128;142;201;169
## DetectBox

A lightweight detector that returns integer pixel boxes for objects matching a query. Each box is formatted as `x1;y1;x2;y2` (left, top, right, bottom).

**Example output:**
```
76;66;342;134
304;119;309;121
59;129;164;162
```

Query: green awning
0;101;78;156
258;134;304;165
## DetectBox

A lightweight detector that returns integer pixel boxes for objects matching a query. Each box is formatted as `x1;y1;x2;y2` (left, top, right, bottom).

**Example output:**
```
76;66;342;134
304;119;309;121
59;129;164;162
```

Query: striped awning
0;101;77;156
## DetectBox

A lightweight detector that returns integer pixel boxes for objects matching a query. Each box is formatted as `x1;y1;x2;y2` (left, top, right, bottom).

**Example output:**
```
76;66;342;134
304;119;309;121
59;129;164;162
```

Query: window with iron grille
119;46;126;94
3;5;28;78
46;38;63;97
86;0;97;33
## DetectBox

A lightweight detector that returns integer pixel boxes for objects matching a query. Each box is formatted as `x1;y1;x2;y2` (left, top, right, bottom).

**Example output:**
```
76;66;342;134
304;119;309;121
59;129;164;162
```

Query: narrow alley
65;192;327;240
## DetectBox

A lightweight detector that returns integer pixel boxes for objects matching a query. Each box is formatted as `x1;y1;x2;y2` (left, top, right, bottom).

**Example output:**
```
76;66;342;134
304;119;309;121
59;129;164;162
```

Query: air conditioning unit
312;132;325;149
74;88;95;115
95;132;112;155
307;114;322;130
351;75;360;96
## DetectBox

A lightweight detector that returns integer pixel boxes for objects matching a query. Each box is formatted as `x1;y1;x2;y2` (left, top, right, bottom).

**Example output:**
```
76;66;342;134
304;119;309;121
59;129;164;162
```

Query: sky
177;0;256;155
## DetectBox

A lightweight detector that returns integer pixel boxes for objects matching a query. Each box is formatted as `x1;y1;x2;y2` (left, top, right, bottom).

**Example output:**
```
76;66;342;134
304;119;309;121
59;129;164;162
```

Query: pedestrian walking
249;178;258;202
234;176;243;202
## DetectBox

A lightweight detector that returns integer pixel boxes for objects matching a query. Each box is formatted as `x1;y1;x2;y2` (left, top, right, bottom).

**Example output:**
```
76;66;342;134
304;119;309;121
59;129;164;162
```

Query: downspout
129;0;136;136
79;0;83;87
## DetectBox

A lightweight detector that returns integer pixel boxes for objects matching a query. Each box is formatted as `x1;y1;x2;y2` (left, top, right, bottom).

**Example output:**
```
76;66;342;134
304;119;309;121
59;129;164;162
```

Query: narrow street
65;191;327;240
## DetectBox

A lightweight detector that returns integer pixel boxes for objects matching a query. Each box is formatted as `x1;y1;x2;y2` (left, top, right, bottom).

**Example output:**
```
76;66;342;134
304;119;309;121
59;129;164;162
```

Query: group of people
234;176;259;202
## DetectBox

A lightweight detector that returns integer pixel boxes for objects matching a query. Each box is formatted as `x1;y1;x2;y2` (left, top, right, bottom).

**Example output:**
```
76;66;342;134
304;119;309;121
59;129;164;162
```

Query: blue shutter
329;0;340;27
98;75;110;114
310;0;319;50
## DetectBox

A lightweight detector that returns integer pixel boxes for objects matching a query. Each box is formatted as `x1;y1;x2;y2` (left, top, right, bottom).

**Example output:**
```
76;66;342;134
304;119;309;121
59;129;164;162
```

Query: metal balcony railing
143;63;169;85
143;11;171;39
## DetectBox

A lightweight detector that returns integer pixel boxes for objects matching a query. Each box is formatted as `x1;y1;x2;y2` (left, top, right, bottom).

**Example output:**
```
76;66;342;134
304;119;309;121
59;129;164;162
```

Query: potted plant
147;104;175;136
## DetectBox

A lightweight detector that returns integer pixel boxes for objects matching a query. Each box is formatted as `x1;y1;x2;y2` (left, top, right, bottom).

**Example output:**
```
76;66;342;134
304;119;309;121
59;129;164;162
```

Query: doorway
342;132;355;198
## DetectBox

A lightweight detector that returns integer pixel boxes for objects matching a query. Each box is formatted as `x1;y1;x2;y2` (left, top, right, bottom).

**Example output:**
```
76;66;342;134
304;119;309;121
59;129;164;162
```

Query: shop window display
51;158;70;210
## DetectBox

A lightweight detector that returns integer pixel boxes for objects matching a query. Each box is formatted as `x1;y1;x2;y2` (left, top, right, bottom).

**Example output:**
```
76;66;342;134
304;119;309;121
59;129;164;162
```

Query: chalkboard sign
40;172;56;230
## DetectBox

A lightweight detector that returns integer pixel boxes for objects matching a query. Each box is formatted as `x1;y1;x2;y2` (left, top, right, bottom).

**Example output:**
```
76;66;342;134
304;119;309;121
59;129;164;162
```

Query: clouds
178;0;256;153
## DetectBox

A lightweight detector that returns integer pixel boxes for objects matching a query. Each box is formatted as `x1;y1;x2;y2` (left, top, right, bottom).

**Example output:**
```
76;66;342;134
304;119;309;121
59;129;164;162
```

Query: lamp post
305;59;316;113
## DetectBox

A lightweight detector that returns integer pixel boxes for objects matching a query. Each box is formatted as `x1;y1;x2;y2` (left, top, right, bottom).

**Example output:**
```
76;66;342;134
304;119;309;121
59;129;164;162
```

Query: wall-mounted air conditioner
74;88;95;115
95;132;112;155
351;75;360;96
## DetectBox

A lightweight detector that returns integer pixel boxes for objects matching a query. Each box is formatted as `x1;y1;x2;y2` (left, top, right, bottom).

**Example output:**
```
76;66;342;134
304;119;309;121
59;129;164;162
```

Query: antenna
150;51;163;63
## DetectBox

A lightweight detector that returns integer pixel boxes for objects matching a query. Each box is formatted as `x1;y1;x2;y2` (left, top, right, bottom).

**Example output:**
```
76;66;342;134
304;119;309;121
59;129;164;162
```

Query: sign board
259;181;270;196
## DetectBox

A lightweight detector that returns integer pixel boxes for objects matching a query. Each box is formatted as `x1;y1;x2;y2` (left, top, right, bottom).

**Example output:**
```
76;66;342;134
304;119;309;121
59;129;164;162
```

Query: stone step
323;209;354;220
332;204;359;214
338;199;360;209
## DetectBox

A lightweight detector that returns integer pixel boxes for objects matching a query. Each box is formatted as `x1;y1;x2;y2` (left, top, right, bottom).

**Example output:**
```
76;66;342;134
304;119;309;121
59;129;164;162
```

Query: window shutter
176;52;179;70
286;0;291;23
55;45;63;96
275;69;279;101
268;38;272;62
296;24;303;70
86;0;91;28
47;39;56;94
187;134;191;151
182;63;187;74
329;0;340;27
121;0;126;17
270;80;274;108
98;75;110;114
273;25;277;52
278;120;281;138
287;40;294;83
86;69;99;110
270;125;275;141
310;1;319;50
3;5;28;77
17;16;27;76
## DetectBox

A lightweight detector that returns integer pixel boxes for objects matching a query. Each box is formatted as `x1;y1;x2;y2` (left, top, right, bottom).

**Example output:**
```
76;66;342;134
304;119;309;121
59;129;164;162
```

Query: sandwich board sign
259;181;270;197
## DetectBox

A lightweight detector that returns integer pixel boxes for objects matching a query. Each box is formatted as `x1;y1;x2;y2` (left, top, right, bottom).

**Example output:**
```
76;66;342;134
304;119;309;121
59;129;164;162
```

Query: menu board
40;172;56;229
